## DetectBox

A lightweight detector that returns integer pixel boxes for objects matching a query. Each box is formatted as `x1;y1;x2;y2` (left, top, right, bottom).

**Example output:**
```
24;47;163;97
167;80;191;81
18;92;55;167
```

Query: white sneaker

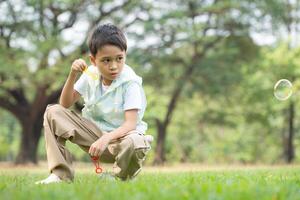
35;173;62;185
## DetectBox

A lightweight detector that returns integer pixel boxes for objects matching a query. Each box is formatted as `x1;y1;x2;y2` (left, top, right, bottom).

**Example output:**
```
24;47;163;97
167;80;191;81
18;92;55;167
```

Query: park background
1;0;300;167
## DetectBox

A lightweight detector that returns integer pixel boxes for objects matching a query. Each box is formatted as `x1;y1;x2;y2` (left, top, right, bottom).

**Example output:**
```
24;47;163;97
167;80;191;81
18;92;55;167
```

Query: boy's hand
89;134;113;157
71;59;87;75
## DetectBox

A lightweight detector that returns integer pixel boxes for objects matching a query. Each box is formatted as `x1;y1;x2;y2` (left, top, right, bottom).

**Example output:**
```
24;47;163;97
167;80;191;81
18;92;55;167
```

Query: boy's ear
89;54;96;66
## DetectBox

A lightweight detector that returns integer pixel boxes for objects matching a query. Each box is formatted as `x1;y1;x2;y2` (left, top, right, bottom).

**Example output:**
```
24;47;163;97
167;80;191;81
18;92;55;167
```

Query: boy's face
90;44;126;85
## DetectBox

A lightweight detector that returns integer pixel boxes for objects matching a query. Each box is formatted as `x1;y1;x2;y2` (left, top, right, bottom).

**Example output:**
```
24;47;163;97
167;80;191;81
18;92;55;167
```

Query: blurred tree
129;0;266;164
256;0;300;163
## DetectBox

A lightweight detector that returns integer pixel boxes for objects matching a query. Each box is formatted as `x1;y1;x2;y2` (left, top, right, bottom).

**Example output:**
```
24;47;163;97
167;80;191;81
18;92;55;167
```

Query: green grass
0;166;300;200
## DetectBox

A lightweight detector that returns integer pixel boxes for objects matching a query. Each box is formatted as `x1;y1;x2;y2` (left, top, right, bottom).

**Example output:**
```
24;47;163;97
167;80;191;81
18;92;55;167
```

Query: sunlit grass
0;164;300;200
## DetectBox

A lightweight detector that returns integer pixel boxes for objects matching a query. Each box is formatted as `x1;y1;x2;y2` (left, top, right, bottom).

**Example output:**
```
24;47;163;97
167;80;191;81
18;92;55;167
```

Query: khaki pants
43;104;150;181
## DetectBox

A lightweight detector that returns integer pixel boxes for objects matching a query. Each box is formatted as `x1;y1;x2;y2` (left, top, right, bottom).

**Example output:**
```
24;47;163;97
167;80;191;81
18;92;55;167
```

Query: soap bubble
274;79;293;101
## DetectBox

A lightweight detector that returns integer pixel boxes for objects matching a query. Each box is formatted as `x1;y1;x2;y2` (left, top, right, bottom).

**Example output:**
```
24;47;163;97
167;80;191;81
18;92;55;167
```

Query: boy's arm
109;109;138;139
59;59;86;108
59;71;81;108
89;109;138;157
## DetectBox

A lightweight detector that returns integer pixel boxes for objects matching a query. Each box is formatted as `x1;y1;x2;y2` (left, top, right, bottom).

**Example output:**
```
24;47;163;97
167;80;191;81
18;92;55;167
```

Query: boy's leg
43;104;103;181
111;132;150;180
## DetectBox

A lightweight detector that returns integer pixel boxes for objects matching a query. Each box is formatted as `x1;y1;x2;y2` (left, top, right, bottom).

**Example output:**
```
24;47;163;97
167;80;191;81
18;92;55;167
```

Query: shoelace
91;156;103;174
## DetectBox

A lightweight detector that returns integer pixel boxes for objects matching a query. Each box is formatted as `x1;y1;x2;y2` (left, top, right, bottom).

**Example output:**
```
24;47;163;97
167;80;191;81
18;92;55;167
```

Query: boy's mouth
110;72;118;77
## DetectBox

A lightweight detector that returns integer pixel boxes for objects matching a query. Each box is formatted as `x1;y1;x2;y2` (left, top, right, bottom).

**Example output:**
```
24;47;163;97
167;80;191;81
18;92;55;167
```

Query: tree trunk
152;37;222;165
283;1;295;164
283;101;295;163
15;116;43;164
153;119;167;165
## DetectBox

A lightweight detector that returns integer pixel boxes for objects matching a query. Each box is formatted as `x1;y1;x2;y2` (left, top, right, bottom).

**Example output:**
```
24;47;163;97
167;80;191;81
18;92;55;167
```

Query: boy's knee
119;135;150;160
45;104;65;118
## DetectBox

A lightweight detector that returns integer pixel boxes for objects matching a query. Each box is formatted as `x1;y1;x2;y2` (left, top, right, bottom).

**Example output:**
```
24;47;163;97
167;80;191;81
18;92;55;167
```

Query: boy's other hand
71;59;87;75
89;134;113;157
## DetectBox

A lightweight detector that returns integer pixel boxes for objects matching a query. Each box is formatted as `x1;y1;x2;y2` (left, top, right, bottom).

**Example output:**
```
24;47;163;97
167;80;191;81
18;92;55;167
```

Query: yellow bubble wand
83;66;99;80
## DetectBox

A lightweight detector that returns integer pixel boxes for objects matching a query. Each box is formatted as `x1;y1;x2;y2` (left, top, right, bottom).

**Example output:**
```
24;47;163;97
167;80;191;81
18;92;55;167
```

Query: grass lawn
0;164;299;200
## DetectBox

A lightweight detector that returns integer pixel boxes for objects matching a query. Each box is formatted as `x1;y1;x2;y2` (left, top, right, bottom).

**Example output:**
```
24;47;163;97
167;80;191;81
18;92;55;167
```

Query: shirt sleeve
123;82;142;111
74;74;88;96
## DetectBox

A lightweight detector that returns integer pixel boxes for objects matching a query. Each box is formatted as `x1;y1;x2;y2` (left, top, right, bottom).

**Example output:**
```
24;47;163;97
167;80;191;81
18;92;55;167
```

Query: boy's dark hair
87;23;127;56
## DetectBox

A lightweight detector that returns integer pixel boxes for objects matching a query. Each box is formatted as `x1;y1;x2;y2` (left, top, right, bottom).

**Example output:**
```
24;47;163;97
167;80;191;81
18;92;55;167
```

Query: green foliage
0;110;21;161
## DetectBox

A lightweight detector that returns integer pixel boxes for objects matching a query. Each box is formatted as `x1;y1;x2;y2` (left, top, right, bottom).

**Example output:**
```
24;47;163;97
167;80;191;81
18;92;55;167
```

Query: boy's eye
117;57;123;62
102;59;110;63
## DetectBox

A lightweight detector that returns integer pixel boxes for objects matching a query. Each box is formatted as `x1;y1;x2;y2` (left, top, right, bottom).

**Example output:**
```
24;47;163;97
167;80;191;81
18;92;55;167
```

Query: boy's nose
110;63;118;70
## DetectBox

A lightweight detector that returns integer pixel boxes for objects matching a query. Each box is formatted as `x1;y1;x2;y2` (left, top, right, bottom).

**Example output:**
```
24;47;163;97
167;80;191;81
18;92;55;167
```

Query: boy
36;23;151;184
